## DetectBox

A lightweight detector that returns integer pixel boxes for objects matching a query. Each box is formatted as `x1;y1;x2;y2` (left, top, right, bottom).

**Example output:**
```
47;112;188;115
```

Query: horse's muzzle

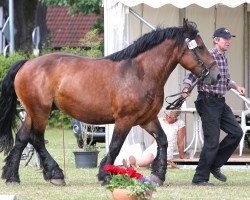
202;71;220;85
213;72;221;85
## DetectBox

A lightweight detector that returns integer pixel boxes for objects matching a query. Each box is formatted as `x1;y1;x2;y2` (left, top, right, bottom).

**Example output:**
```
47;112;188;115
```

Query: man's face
216;37;232;52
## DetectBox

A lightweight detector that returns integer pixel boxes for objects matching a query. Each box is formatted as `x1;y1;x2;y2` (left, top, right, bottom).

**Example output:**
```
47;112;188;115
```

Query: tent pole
243;3;249;97
129;8;156;30
8;0;14;55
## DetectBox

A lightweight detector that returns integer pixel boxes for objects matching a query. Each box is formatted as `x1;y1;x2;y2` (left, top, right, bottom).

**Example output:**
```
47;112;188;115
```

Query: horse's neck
137;40;179;86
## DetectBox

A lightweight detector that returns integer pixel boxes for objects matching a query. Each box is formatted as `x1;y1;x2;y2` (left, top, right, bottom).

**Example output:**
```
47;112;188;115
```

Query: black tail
0;60;27;155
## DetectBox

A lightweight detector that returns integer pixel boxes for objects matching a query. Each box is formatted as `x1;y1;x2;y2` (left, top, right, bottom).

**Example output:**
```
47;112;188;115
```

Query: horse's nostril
217;73;221;80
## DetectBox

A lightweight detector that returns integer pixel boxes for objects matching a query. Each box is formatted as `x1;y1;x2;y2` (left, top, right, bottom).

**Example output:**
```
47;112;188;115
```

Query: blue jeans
192;93;243;183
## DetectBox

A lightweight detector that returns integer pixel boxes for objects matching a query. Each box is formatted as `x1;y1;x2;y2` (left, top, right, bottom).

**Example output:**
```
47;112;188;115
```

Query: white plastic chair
239;101;250;156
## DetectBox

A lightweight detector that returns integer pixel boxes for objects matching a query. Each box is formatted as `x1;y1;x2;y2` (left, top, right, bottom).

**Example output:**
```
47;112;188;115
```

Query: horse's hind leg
25;111;65;186
141;119;168;186
2;119;30;184
2;112;65;186
29;127;65;186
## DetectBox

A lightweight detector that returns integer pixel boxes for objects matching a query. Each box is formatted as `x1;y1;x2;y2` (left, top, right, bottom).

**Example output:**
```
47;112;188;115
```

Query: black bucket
73;151;99;168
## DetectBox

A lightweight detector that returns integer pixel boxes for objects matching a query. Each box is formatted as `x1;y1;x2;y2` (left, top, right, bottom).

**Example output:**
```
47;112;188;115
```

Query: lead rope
165;79;199;110
165;55;216;109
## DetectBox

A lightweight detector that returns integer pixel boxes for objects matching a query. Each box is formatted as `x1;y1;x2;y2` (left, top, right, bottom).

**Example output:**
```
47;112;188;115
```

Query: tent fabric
104;0;249;155
103;1;129;55
104;0;250;55
116;0;250;8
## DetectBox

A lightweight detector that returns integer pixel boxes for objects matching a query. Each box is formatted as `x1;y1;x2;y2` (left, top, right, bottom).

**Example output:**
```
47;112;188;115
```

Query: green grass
0;129;250;200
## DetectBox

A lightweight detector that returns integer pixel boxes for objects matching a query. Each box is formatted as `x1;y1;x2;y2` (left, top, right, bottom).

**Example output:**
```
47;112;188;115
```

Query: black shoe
211;168;227;182
192;181;215;186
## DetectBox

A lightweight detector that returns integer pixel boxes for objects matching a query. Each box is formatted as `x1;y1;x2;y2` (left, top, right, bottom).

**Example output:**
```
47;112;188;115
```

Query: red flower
118;167;127;175
104;164;117;174
104;164;143;179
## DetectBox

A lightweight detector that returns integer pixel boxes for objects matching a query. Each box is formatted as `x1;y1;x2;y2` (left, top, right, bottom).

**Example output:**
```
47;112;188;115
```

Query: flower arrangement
105;164;157;200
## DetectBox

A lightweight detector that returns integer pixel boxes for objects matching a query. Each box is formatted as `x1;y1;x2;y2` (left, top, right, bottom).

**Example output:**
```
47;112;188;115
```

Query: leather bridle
165;34;217;109
184;36;217;81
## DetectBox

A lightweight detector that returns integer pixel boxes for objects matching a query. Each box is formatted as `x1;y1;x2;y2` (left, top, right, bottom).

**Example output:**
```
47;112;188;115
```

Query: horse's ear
183;18;189;32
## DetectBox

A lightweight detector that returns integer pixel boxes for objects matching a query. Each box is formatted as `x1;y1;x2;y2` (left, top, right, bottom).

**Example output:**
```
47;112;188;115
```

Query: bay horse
0;19;220;186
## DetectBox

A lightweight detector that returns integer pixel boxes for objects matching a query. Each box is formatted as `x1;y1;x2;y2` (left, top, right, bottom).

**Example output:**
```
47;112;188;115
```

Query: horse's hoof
5;181;20;186
101;177;110;186
101;180;109;186
50;179;66;186
150;174;164;186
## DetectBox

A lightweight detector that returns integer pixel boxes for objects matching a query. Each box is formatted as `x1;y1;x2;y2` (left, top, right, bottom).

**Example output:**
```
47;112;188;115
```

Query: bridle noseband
185;36;217;81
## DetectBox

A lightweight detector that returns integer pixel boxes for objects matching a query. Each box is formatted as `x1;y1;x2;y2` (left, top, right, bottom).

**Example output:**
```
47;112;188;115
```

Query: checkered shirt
183;48;235;95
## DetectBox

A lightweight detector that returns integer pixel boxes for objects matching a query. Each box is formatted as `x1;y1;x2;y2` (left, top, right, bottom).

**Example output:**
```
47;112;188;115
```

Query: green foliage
80;29;101;48
0;53;31;92
107;174;135;189
59;47;88;56
47;110;72;129
80;29;104;58
91;18;104;33
41;0;102;16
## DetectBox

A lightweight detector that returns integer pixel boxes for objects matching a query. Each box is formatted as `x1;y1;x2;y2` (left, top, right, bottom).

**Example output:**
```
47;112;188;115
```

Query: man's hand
236;86;245;96
182;87;191;98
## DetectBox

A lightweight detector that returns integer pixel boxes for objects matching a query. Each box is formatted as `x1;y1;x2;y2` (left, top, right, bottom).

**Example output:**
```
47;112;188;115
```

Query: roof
116;0;250;8
46;7;103;48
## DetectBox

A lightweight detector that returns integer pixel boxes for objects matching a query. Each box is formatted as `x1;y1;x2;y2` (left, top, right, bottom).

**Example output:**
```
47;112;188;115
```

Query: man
182;28;245;186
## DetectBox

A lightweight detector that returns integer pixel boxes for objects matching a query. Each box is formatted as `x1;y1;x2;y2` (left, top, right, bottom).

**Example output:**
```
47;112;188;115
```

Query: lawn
0;128;250;200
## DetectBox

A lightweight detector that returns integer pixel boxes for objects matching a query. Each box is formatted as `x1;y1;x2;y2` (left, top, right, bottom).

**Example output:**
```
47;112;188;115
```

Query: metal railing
230;88;250;108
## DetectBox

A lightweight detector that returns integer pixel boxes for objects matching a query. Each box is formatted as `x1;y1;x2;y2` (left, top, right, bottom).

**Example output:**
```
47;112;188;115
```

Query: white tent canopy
115;0;250;8
104;0;250;55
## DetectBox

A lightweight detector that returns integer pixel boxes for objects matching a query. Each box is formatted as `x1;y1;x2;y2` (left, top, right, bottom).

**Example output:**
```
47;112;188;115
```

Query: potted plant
104;164;157;200
73;123;100;168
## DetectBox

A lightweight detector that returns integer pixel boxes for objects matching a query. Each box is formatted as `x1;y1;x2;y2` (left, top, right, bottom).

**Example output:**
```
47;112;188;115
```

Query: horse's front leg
142;118;168;186
2;124;29;184
98;121;132;185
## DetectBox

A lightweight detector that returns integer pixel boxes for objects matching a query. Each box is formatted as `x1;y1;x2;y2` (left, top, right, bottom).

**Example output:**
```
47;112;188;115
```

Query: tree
0;0;103;53
40;0;102;16
0;0;49;52
14;0;49;52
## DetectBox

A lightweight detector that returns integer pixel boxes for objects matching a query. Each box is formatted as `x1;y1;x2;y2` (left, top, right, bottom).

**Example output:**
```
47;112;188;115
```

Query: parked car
72;118;106;148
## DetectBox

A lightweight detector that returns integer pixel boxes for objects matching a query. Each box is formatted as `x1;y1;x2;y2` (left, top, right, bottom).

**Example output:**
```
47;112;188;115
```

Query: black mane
105;25;198;61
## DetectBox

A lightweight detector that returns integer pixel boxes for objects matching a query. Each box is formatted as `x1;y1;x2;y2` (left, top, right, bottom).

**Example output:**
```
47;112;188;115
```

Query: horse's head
178;18;220;85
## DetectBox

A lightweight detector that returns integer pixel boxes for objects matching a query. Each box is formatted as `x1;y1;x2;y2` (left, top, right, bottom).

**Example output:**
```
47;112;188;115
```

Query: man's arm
230;81;245;96
182;73;197;97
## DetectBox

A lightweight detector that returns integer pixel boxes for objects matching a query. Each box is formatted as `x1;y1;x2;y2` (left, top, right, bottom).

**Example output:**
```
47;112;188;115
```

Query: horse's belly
59;102;115;125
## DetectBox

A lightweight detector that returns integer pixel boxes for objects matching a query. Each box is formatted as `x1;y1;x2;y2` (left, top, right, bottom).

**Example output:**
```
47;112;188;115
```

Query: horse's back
14;53;117;124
